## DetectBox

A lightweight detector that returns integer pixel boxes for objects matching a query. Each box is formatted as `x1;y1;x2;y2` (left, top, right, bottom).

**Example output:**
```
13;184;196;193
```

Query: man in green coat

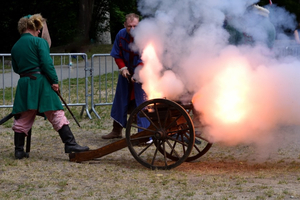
11;14;89;159
225;4;276;49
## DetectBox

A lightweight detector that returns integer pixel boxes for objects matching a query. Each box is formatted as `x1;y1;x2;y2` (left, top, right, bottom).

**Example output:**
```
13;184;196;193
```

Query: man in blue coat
102;13;149;139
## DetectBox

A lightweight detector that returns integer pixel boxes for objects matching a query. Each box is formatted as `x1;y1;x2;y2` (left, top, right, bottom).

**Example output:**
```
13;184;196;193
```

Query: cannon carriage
69;98;212;170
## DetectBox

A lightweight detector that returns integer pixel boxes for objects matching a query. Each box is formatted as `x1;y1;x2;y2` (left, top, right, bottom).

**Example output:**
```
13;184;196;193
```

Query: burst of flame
141;43;163;99
193;60;252;126
143;43;251;125
214;65;250;124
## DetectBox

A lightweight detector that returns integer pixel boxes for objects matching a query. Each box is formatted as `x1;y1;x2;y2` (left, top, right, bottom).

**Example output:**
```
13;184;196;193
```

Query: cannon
69;98;212;170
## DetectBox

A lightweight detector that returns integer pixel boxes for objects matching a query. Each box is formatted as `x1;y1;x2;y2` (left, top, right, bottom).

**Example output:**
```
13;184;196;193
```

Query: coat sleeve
38;39;58;84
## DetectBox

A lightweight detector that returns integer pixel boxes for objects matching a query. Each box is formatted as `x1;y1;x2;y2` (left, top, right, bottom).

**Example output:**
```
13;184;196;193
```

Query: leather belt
20;71;41;80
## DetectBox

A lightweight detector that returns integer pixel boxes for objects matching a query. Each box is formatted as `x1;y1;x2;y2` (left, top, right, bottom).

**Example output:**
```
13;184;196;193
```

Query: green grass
0;71;118;121
92;71;119;103
0;56;13;73
0;64;12;72
0;87;16;105
86;44;113;57
49;44;113;65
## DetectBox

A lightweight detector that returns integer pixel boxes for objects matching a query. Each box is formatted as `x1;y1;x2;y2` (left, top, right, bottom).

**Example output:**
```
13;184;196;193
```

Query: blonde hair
18;14;45;34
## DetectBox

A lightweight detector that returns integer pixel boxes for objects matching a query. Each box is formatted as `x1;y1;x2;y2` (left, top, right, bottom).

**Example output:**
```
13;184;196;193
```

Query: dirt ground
1;113;300;200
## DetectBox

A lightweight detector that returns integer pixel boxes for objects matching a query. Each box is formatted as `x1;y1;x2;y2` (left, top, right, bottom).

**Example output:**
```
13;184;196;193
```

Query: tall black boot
14;132;29;159
58;125;89;153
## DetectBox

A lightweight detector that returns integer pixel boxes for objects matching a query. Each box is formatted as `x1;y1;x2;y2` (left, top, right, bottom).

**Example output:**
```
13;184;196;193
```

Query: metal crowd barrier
0;53;92;119
273;44;300;58
2;44;300;120
89;54;118;119
0;54;14;108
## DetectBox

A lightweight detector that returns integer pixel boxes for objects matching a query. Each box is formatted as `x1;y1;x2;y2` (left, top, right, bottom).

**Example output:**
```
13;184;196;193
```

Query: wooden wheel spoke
130;135;154;142
180;134;187;155
167;135;189;147
182;131;191;141
196;134;211;143
163;105;174;128
140;109;160;130
165;113;184;130
151;140;160;166
166;125;190;135
130;123;156;133
165;139;181;158
167;134;179;157
137;143;153;156
154;102;163;129
192;143;202;154
162;140;168;167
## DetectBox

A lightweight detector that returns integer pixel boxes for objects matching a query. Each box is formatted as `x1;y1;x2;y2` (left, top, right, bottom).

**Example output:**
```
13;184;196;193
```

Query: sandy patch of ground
1;114;300;200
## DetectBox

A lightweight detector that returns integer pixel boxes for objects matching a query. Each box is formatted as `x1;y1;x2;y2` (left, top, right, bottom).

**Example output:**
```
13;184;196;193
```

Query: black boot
14;132;29;159
58;125;89;153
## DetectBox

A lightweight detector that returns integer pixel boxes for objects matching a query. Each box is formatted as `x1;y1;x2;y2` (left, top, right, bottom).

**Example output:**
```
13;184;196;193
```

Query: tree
76;0;94;44
260;0;300;21
0;0;79;52
90;0;110;43
0;0;129;52
109;0;139;42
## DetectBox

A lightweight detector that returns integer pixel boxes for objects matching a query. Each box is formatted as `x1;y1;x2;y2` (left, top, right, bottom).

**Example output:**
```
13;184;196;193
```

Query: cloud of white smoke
132;0;300;147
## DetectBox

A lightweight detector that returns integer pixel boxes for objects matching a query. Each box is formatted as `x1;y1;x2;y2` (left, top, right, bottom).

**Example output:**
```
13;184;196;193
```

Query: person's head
18;14;45;37
124;13;140;35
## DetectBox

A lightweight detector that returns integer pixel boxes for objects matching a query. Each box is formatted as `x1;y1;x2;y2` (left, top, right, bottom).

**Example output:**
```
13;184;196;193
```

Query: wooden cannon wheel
177;104;213;162
69;98;212;167
126;98;195;170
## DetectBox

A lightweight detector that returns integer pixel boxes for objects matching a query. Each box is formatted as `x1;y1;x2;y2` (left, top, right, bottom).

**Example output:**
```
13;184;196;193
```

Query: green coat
11;33;63;114
225;17;276;49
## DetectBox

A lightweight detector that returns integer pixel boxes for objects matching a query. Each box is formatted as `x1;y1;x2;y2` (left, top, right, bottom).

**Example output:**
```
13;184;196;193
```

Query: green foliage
0;0;135;53
2;0;300;53
259;0;300;21
44;1;79;46
0;0;114;52
90;0;110;42
109;0;139;41
0;0;79;53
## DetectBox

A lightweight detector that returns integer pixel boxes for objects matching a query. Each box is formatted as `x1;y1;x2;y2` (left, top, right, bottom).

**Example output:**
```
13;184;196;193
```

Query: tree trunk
78;0;95;44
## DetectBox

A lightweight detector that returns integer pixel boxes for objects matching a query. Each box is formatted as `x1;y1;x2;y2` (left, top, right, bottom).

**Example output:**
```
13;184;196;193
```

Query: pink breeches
12;110;69;135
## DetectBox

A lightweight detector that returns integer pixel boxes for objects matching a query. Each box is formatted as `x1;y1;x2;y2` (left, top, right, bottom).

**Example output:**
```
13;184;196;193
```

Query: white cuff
119;67;127;72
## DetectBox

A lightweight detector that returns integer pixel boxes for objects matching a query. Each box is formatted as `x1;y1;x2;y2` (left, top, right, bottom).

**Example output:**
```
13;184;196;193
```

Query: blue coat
110;28;149;129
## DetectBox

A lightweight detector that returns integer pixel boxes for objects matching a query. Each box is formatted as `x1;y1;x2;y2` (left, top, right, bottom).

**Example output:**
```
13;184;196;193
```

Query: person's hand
51;84;59;92
120;67;130;78
131;76;136;82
